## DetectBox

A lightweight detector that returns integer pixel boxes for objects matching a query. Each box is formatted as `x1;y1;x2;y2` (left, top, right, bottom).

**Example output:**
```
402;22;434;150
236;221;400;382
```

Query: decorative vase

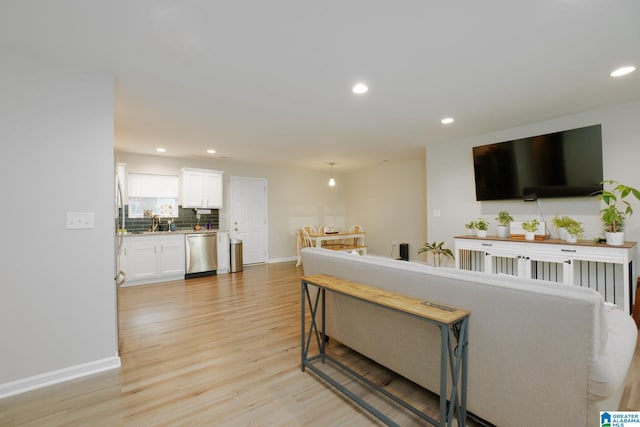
605;232;624;246
566;234;578;243
477;230;487;238
524;231;535;241
558;227;568;241
496;225;509;238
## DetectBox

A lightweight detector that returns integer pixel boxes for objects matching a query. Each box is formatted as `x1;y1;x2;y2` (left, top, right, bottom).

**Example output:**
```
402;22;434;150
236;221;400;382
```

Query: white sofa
301;248;637;427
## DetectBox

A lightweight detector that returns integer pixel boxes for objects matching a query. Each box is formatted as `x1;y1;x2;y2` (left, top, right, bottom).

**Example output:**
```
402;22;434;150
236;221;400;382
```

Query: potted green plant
418;241;454;267
598;180;640;245
552;215;571;241
475;218;489;238
521;219;540;241
464;220;476;236
495;211;513;238
564;221;584;243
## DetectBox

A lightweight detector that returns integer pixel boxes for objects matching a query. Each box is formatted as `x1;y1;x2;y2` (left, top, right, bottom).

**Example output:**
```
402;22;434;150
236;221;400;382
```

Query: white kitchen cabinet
121;234;186;285
181;168;223;208
217;231;230;274
128;173;179;198
127;239;158;281
159;236;186;276
454;236;637;313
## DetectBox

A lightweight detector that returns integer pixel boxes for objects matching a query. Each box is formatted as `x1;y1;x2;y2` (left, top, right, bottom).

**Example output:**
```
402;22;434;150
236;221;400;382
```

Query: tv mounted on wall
472;124;603;201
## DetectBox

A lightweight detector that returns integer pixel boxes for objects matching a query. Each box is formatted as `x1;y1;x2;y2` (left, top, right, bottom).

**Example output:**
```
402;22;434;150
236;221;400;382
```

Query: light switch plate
66;212;95;229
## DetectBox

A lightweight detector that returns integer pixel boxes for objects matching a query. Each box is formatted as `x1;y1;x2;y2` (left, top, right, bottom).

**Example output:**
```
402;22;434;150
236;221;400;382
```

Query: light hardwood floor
1;261;638;426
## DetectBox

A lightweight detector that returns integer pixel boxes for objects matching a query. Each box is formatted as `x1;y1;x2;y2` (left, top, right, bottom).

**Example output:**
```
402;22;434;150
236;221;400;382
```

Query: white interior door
230;177;267;264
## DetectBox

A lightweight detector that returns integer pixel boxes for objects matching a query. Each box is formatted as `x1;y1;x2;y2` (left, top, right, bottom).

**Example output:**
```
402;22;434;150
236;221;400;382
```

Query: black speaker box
399;243;409;261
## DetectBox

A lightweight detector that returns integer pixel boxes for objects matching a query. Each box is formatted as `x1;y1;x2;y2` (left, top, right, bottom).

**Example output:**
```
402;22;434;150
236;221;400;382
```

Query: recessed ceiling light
441;117;454;125
352;83;368;94
610;66;636;77
207;149;216;154
156;148;166;153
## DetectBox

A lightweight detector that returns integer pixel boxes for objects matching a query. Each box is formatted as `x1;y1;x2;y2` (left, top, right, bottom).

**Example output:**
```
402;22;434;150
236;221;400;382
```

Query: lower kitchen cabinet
121;234;186;285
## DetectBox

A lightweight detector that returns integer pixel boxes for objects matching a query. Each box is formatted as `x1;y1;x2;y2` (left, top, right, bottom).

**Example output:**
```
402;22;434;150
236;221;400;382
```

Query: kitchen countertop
122;229;227;236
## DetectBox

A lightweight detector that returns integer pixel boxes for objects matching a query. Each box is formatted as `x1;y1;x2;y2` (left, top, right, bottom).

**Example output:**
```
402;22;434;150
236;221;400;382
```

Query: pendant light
328;162;336;187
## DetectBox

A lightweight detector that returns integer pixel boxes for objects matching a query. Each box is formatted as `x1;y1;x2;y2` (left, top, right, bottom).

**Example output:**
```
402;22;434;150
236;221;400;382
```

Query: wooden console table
301;274;470;427
454;236;637;313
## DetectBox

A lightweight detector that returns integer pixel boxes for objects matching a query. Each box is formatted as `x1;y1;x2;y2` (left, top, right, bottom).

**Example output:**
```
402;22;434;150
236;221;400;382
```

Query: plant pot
496;225;509;238
476;230;487;238
558;227;568;241
466;229;475;236
524;231;535;241
566;233;578;243
605;231;625;246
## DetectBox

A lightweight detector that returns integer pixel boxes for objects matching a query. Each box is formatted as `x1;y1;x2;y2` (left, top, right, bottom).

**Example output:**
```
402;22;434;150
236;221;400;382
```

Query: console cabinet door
524;244;572;284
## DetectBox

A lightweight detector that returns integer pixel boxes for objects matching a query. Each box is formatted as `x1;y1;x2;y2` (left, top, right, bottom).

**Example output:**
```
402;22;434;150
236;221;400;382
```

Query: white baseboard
0;355;121;399
267;256;297;264
120;274;184;287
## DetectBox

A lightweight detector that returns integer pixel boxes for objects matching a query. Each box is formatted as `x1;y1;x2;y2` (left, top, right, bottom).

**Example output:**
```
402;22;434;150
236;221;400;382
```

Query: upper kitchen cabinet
181;168;223;208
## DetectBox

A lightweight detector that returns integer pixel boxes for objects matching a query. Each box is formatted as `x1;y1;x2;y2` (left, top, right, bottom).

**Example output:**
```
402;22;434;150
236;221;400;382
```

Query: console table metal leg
301;281;306;372
438;318;470;427
440;324;448;426
302;281;326;371
321;288;326;362
461;317;469;426
448;318;470;426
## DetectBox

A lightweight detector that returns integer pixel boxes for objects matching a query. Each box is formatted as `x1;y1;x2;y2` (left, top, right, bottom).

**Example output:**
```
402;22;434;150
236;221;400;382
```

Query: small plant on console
496;211;513;226
522;219;540;233
597;180;640;245
418;241;454;268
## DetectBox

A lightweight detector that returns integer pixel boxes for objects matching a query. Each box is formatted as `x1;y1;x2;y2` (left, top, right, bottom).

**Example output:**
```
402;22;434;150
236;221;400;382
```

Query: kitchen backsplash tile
120;206;219;232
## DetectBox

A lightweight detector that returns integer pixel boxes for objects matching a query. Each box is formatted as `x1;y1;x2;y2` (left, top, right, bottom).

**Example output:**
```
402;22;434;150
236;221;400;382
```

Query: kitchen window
128;173;179;218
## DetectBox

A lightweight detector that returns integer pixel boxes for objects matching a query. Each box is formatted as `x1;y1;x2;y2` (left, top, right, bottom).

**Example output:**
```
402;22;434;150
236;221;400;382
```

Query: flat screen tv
472;124;603;201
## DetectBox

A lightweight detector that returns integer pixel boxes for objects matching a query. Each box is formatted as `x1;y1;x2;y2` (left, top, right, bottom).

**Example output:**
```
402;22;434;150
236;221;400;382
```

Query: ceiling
2;1;639;172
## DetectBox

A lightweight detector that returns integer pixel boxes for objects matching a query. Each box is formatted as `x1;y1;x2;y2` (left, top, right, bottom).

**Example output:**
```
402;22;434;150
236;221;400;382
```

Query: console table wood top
302;274;469;325
454;235;637;249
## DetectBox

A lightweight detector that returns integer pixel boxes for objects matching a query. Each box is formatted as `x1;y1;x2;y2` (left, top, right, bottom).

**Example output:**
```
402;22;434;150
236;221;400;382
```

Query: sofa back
301;248;608;426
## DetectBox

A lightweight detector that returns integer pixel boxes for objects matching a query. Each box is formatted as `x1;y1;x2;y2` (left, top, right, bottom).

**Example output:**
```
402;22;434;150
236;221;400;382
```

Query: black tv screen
472;124;603;201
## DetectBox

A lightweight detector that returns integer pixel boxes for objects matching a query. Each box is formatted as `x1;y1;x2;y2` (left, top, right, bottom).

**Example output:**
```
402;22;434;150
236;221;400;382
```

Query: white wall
0;53;118;395
426;100;640;265
344;157;427;261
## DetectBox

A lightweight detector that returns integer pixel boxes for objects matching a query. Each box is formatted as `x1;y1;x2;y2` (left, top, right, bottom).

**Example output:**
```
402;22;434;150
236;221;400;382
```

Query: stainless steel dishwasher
185;232;218;278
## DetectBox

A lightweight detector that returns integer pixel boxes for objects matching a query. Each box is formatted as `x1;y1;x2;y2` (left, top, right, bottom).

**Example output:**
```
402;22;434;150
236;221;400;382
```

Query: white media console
454;236;637;314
